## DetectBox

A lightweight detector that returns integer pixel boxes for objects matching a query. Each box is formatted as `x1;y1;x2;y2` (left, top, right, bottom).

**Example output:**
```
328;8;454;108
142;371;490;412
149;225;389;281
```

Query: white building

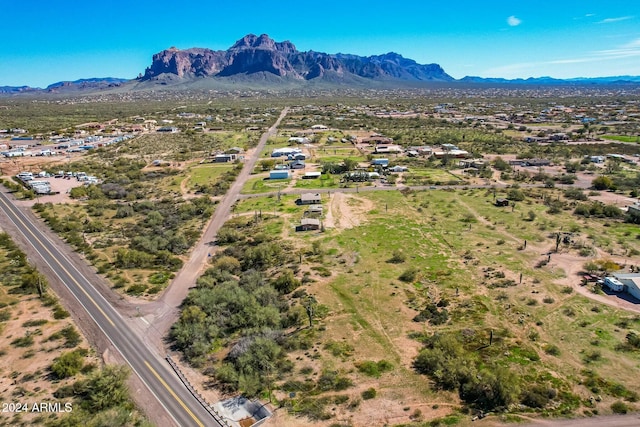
612;273;640;300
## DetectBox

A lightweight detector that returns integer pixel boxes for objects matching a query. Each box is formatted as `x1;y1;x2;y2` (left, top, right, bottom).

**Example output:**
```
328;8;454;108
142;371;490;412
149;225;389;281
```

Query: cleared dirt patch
324;192;374;230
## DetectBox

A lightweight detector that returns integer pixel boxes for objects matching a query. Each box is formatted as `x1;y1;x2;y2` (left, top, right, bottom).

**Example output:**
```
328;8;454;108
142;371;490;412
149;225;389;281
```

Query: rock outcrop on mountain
142;34;454;83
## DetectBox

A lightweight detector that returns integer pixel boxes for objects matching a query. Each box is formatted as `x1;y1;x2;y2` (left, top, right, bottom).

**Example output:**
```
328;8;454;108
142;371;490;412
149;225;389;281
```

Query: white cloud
507;16;521;27
484;38;640;77
597;16;634;24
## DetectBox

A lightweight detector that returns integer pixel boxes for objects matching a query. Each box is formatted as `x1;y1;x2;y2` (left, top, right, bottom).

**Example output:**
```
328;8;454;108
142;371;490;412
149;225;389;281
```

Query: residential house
215;154;236;163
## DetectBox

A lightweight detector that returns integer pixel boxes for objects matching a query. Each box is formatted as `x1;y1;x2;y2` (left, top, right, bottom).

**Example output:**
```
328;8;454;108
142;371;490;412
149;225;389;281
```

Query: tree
592;176;613;190
507;188;525;201
20;269;47;297
492;157;511;172
78;365;132;412
343;158;358;171
303;295;318;327
583;261;599;274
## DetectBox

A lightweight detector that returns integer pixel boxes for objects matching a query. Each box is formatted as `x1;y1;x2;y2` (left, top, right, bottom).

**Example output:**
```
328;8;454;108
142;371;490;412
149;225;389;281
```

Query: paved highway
0;190;222;427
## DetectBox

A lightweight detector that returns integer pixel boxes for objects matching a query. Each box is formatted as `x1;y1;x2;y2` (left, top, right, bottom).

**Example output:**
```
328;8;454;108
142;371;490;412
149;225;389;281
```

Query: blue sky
2;0;639;87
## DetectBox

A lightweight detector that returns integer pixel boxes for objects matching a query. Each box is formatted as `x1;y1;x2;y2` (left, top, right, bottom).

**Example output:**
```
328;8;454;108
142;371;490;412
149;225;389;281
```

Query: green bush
355;360;394;378
51;350;86;379
61;325;82;348
399;266;419;283
361;388;377;400
611;401;629;414
544;344;561;356
11;335;34;348
23;319;48;327
53;305;70;319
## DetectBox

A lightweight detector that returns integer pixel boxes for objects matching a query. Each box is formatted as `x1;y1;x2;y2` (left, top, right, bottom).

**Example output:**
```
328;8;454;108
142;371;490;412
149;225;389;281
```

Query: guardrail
166;355;233;427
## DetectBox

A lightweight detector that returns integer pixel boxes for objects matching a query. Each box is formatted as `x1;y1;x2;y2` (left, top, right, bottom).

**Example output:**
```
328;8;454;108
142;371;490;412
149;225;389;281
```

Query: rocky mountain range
141;34;454;83
2;34;640;94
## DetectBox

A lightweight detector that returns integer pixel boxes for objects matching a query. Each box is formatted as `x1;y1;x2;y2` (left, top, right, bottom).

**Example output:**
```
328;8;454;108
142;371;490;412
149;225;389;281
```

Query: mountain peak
229;33;297;54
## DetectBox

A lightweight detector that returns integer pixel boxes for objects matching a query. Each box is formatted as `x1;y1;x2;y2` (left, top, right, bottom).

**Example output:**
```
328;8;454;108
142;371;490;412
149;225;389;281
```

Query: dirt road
139;107;289;337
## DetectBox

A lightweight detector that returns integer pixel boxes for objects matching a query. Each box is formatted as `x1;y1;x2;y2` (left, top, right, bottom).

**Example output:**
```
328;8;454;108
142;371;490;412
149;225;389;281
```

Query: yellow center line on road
0;194;115;327
144;360;206;427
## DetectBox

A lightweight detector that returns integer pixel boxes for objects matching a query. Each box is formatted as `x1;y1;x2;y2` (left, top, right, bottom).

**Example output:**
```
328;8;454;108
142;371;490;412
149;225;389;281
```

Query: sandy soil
0;294;98;425
323;192;374;230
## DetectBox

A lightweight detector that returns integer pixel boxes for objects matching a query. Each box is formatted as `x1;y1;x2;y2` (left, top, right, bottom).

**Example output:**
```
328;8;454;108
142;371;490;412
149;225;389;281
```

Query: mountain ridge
2;34;640;92
140;33;455;83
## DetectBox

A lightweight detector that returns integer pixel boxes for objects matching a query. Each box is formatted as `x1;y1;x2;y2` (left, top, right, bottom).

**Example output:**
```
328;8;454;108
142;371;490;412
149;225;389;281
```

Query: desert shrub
11;335;34;348
611;401;629;414
51;349;87;379
355;360;394;378
61;325;82;348
361;388;377;400
271;270;301;294
388;249;407;264
413;303;449;325
325;341;354;359
22;319;48;327
545;344;561;356
399;266;419;283
317;370;354;391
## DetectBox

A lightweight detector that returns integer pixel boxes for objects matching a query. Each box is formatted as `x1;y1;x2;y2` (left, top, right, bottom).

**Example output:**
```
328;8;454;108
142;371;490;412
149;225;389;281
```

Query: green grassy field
259;186;640;423
241;175;291;194
293;174;341;189
403;168;464;185
602;135;640;143
186;163;235;188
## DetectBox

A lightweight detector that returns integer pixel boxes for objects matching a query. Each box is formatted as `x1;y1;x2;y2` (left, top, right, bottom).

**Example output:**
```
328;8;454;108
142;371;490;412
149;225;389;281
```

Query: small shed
269;170;290;180
297;218;321;231
371;158;389;166
298;193;321;205
495;198;509;207
389;165;408;173
304;205;323;216
303;171;322;179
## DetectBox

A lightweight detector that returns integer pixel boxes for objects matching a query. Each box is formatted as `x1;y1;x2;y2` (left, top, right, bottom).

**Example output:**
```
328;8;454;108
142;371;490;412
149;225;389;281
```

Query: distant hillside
141;33;455;84
460;75;640;85
0;85;38;94
45;78;129;92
